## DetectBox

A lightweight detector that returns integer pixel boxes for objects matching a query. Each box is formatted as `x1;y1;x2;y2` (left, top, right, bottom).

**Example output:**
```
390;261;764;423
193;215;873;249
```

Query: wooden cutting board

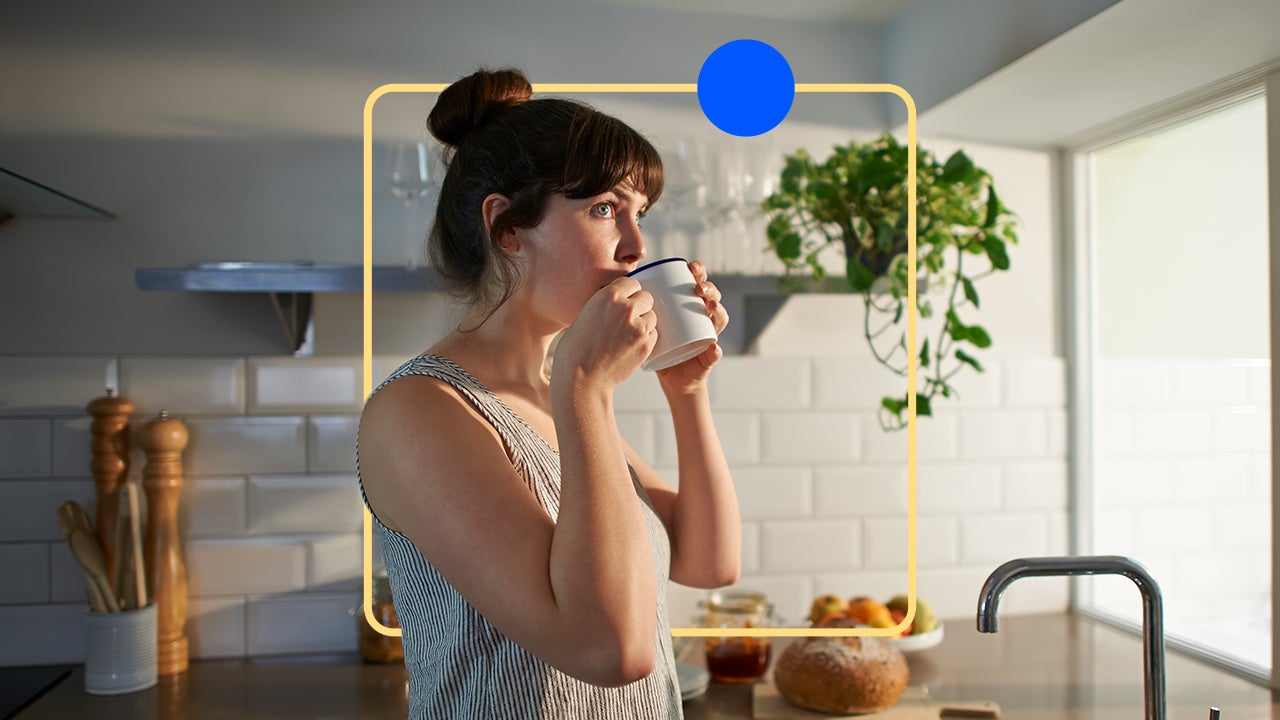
754;684;1000;719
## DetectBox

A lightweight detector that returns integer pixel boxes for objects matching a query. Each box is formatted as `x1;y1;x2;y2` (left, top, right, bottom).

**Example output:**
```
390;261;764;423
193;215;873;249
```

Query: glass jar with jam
353;572;404;664
701;590;772;683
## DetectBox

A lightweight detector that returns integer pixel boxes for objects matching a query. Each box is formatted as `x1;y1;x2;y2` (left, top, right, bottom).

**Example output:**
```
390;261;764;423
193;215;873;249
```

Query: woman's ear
481;193;519;251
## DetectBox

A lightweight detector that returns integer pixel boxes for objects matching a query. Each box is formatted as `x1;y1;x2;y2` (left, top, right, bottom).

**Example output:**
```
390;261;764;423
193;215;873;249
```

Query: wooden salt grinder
140;410;190;675
87;389;133;579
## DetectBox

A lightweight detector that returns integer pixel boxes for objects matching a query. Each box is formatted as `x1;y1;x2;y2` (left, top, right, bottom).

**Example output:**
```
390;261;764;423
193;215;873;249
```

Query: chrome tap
977;555;1165;720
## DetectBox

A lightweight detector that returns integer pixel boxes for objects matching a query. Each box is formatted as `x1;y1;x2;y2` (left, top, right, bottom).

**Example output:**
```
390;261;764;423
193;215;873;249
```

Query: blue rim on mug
626;257;689;277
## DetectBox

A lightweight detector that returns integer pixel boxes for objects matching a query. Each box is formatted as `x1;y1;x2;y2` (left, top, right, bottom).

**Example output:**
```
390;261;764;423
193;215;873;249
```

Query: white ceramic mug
83;603;158;695
627;258;717;372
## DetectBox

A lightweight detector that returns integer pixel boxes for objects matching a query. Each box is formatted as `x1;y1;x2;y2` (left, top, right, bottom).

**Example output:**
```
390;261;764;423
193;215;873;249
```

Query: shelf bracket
266;291;314;357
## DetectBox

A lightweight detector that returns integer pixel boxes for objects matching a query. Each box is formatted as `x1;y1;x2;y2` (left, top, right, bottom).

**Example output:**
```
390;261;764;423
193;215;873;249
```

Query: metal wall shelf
135;262;857;356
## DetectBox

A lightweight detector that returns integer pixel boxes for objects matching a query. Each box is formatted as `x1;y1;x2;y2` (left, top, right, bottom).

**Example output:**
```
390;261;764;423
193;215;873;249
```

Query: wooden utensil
753;683;1000;719
57;502;120;614
112;482;147;611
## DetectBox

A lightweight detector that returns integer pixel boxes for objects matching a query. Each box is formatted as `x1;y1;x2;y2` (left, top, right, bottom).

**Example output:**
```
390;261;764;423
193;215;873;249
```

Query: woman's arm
627;382;741;588
361;377;657;687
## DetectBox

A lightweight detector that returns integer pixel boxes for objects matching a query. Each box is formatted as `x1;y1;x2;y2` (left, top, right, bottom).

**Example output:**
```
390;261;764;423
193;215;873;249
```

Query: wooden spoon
57;502;119;613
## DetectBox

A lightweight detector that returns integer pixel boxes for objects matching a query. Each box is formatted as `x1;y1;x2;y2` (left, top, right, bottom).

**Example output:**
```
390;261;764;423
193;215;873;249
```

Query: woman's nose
618;223;646;264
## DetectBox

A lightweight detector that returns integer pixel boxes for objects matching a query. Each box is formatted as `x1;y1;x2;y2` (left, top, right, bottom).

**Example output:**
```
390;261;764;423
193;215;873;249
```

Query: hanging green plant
762;133;1019;431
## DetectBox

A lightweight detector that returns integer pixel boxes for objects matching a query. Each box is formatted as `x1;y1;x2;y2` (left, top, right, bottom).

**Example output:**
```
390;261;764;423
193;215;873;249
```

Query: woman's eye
592;202;614;218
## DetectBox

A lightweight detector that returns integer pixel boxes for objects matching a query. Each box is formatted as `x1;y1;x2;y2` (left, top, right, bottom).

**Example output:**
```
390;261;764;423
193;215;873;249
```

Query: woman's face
511;182;650;326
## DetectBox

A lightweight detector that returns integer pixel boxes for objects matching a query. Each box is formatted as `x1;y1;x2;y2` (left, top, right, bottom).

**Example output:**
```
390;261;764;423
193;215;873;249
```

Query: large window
1077;93;1271;677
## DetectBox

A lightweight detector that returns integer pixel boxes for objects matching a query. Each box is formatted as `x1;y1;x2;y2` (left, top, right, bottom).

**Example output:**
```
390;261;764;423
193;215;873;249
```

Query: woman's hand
655;260;729;396
553;276;658;397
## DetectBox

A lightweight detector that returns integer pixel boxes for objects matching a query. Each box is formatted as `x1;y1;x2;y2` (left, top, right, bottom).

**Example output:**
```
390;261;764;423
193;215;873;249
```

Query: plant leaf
881;396;906;415
983;183;1000;229
915;393;933;417
919;337;930;369
967;324;992;348
960;276;980;308
941;150;975;184
777;231;802;261
955;348;984;372
847;256;875;291
982;238;1010;270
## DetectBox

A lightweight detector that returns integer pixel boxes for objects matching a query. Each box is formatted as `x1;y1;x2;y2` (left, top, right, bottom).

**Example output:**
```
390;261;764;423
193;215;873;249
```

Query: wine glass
386;140;440;207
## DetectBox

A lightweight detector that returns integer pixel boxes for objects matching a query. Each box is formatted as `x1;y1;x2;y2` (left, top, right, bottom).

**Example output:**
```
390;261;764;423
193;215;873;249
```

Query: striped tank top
358;354;683;719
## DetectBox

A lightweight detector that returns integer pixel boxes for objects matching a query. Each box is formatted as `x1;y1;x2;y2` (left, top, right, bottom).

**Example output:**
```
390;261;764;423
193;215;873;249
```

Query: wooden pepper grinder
87;388;133;579
140;409;190;676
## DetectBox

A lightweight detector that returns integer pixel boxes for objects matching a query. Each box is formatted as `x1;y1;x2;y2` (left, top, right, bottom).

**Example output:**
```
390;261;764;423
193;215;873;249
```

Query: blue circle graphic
697;39;795;137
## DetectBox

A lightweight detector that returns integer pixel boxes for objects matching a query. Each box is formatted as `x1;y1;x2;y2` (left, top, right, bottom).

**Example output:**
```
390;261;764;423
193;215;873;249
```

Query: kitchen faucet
977;555;1165;720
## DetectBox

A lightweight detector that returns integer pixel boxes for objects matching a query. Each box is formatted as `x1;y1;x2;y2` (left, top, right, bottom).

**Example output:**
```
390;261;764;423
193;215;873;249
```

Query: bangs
558;110;664;207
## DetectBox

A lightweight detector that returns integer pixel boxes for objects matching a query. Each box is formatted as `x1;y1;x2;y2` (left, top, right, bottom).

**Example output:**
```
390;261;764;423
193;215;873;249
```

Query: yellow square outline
361;83;918;639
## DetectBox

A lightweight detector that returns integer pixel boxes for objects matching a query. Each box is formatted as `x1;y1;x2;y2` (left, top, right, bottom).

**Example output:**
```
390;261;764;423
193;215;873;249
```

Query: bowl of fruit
806;594;944;653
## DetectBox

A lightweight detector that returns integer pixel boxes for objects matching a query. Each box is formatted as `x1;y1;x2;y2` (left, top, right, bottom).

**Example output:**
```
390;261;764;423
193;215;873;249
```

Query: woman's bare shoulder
359;373;509;531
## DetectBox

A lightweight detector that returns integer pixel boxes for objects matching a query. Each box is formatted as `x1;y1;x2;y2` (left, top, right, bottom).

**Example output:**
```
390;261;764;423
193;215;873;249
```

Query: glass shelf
0;166;116;223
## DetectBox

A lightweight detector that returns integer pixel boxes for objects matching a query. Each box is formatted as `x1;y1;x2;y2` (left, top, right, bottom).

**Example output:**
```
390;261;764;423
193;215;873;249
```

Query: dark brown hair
426;68;665;316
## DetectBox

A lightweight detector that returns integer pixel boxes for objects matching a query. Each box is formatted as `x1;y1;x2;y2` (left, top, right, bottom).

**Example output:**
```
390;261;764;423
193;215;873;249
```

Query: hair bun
428;68;533;147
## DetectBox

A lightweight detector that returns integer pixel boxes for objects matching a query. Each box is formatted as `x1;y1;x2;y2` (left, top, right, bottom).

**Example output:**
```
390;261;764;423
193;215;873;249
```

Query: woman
358;68;741;718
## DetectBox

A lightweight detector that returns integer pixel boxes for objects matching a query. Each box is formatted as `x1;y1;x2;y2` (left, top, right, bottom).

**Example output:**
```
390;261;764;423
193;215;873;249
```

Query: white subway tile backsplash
1048;511;1069;556
614;371;667;412
188;596;247;659
249;357;362;413
1134;506;1213;553
760;413;859;465
1003;358;1066;408
120;357;246;415
0;543;50;604
1046;409;1067;457
0;419;52;478
50;417;93;478
917;463;1002;514
183;477;248;537
945;360;1003;408
1212;409;1269;453
861;412;958;462
1095;409;1135;457
863;515;958;570
1171;455;1251;503
309;415;359;473
1173;361;1253;407
247;592;358;656
1247;362;1270;402
959;513;1048;564
188;539;307;596
0;480;94;541
723;574;814;629
916;566;998;620
1130;410;1214;455
1093;507;1137;553
811;358;903;410
186;417;307;476
50;541;90;604
1096;360;1175;407
655;412;758;467
1212;504;1270;550
248;475;362;534
711;357;810;410
813;465;907;517
957;411;1048;460
615;413;655;460
761;520;860;573
738;521;762;576
731;467;811;519
0;357;116;416
1174;551;1263;598
0;604;86;665
1004;460;1068;510
307;534;362;590
1093;457;1175;505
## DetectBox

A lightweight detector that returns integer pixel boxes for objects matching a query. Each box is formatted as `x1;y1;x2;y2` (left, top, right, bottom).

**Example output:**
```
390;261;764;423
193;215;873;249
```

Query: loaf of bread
772;620;909;714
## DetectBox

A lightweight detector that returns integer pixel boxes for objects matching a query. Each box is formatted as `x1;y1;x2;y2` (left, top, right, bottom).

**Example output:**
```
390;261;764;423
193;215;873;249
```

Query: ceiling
578;0;921;24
